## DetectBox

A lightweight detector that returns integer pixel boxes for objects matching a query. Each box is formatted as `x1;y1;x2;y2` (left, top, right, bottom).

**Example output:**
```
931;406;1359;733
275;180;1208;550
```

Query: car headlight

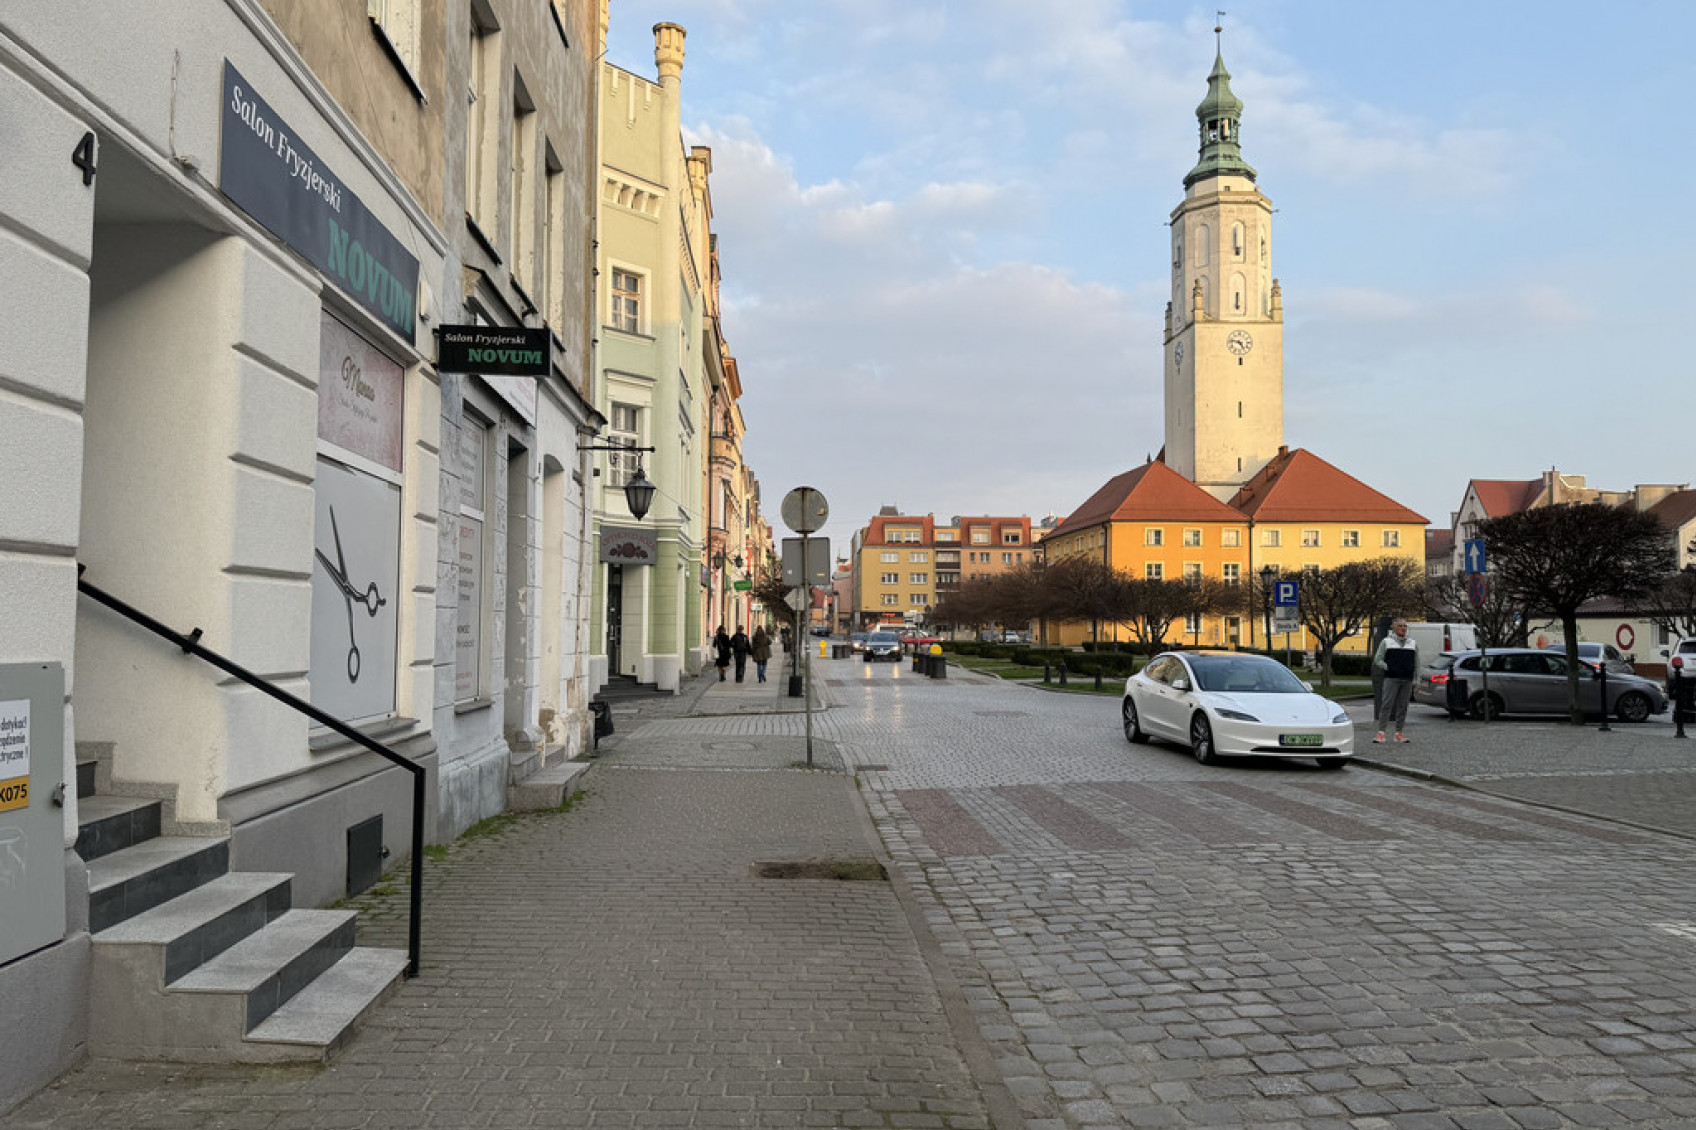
1214;708;1259;722
1331;711;1350;724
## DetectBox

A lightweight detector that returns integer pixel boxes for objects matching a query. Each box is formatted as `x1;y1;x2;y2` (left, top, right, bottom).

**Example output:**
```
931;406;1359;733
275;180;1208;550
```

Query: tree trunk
1562;611;1584;725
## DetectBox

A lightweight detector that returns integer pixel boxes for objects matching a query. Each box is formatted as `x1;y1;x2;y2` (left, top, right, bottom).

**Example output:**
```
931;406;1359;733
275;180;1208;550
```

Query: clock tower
1164;37;1284;502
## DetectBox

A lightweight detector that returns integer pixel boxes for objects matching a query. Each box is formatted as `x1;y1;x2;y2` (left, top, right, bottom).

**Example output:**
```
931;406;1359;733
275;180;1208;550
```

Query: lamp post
1259;564;1276;654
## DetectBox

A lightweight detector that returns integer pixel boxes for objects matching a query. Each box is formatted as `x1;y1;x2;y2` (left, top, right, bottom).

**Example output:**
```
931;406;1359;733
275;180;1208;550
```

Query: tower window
1237;401;1242;419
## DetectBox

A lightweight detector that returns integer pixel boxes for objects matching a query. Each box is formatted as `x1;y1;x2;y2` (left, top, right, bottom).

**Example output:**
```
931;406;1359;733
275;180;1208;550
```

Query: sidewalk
9;647;999;1129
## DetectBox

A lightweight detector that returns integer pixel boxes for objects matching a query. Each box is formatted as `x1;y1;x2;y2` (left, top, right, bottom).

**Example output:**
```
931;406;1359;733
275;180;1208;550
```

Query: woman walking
751;625;772;683
712;625;731;681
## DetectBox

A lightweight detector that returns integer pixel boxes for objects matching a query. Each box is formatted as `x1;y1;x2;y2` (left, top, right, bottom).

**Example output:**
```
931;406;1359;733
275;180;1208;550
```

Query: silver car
1446;648;1666;723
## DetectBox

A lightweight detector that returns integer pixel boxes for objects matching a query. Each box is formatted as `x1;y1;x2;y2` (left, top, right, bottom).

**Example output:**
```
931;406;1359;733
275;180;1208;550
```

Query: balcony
709;434;738;469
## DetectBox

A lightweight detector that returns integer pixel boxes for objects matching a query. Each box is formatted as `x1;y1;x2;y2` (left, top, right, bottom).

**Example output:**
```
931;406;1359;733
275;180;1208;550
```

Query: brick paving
14;651;1696;1129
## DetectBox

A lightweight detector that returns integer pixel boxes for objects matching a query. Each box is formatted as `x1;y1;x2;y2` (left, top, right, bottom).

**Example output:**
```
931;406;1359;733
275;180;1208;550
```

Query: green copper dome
1184;47;1257;188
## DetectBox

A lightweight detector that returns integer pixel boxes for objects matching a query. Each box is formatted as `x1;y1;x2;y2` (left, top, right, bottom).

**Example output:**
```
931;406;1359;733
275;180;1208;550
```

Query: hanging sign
435;325;551;377
601;527;657;565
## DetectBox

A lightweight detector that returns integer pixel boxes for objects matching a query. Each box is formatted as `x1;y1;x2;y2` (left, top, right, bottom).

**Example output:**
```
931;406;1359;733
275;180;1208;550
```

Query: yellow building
1045;460;1251;647
851;510;1032;630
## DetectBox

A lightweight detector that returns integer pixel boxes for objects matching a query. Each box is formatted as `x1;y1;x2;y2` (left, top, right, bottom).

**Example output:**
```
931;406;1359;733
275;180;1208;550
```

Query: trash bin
1445;676;1468;720
588;700;613;748
929;654;947;679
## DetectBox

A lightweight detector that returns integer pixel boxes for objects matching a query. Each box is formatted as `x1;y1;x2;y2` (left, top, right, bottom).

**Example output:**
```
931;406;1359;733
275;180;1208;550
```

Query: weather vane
1216;10;1226;38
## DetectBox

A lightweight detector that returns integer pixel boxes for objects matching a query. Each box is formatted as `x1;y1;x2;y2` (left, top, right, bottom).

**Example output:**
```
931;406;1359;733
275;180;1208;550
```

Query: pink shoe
1372;732;1386;744
1394;733;1409;743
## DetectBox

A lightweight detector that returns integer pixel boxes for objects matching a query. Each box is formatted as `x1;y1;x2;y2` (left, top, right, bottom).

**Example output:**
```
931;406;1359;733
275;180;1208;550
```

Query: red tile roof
1228;448;1428;524
1647;489;1696;531
1426;528;1455;558
1467;479;1542;518
1055;460;1245;533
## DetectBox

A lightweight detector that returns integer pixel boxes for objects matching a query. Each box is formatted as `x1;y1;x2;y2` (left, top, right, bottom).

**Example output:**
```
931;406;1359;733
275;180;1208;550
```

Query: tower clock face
1226;329;1254;356
1173;341;1184;366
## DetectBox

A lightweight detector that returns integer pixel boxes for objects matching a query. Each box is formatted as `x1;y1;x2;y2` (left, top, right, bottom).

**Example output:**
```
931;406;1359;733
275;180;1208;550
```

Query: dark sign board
218;61;419;341
435;325;552;376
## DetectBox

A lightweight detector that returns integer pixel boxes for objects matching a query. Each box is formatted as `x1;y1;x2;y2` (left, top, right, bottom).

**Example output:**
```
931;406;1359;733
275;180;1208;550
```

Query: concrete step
509;759;591;811
243;947;408;1061
87;835;229;934
94;872;293;984
76;758;97;800
171;909;358;1032
75;795;162;862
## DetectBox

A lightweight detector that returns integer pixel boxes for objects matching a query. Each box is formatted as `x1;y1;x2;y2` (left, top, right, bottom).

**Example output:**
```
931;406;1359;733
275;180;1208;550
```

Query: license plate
1279;734;1323;747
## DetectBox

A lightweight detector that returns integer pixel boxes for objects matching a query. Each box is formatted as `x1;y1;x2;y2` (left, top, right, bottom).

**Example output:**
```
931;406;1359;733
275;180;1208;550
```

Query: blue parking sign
1274;580;1298;606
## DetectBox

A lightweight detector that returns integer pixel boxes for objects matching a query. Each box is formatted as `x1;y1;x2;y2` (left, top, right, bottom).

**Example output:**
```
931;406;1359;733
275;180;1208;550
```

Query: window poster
310;313;404;724
309;458;402;722
454;514;484;701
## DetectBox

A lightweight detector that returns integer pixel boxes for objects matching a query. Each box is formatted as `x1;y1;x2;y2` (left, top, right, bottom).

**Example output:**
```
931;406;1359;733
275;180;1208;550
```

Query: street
12;655;1696;1128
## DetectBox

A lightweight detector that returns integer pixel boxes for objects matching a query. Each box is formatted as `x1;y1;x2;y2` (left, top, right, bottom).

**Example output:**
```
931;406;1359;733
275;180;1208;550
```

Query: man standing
1372;617;1418;743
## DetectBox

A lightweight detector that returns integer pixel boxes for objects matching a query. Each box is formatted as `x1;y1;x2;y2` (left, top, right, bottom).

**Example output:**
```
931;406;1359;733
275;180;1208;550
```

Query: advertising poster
309;457;401;722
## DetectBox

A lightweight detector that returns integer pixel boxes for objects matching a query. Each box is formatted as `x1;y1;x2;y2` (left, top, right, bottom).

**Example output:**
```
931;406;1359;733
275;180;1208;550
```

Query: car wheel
1468;692;1503;721
1615;691;1652;724
1315;758;1347;771
1122;698;1149;744
1189;713;1217;765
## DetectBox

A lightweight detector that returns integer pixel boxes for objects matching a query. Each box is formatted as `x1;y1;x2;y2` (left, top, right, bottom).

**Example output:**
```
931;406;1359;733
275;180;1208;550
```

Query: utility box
0;664;67;964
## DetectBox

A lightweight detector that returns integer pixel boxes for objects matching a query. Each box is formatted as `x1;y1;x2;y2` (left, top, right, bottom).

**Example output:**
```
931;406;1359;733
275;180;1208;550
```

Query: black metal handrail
77;568;423;978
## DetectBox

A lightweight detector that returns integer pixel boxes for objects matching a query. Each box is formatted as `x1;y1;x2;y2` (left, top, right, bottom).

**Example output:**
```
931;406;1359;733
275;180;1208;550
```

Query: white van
1401;622;1478;672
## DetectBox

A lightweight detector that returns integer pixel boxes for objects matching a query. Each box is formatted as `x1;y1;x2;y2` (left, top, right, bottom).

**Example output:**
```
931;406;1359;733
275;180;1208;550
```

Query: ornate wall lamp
578;441;657;520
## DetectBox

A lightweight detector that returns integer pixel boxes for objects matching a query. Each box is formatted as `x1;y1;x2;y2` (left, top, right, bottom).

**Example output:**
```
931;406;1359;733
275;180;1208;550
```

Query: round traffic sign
781;486;829;534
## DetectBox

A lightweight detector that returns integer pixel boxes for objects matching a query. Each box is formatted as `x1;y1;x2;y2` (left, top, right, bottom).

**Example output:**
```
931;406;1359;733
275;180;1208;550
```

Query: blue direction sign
1274;580;1299;606
1464;538;1487;575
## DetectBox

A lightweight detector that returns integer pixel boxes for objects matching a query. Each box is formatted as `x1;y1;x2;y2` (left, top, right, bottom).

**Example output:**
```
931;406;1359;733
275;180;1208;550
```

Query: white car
1122;651;1354;769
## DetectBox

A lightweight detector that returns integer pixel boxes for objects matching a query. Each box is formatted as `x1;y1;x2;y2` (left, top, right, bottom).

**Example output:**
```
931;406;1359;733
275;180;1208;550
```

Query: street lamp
578;441;657;520
1259;564;1277;653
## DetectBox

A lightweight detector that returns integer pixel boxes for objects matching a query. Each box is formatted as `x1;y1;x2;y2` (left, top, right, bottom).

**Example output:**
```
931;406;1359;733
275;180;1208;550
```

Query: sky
602;0;1696;559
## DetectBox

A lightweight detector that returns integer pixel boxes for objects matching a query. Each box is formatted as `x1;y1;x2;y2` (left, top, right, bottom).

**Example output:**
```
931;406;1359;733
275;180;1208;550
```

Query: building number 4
73;130;97;187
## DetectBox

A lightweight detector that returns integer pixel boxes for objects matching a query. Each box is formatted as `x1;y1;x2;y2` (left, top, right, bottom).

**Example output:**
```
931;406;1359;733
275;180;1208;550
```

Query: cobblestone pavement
685;659;1696;1129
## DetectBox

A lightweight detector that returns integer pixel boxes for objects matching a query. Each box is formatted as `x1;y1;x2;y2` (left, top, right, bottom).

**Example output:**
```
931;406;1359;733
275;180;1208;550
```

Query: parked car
1121;651;1353;769
1443;648;1666;722
863;632;903;662
849;632;870;653
1412;652;1461;708
1662;637;1696;697
1542;641;1634;675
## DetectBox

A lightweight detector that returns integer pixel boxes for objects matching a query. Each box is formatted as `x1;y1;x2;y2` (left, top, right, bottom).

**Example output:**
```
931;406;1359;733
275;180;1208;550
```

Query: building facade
850;509;1033;630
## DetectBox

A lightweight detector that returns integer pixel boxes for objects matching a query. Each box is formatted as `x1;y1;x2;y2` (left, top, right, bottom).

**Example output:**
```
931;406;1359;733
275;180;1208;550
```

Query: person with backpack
1372;617;1418;743
729;626;751;683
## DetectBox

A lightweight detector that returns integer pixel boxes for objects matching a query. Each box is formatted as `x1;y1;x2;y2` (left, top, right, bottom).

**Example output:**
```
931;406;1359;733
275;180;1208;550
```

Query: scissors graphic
314;506;386;682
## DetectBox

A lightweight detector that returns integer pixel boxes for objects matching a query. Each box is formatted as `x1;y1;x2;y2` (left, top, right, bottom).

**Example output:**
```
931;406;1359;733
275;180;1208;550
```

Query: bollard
1059;663;1068;686
819;639;828;659
1676;665;1689;739
1043;661;1051;684
1094;667;1103;691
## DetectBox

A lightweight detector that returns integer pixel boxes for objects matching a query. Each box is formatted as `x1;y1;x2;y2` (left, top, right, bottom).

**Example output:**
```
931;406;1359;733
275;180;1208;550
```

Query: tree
1477;503;1676;723
1628;567;1696;645
1041;555;1121;646
1424;574;1527;648
1121;579;1191;649
1296;559;1425;687
748;569;796;630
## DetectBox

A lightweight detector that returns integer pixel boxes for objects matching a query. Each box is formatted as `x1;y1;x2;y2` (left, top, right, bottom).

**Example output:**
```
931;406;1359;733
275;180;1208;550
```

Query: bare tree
1628;567;1696;644
749;569;796;630
1122;579;1191;648
1042;555;1121;647
1424;574;1527;648
1297;559;1425;687
1477;502;1676;723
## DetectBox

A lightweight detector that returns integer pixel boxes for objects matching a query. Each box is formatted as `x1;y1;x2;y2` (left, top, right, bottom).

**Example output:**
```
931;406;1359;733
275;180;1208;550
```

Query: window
510;77;536;291
880;552;899;563
1303;564;1321;576
909;552;928;563
369;0;423;85
1145;528;1164;547
1003;532;1022;544
1146;563;1163;580
465;4;499;227
936;530;957;542
1302;529;1321;548
1183;528;1202;547
909;573;928;585
1221;563;1240;585
881;594;899;606
608;403;642;488
970;528;990;545
1001;552;1014;565
1382;530;1401;548
1183;563;1202;581
1261;529;1281;547
611;269;641;333
455;417;491;703
1221;529;1241;547
910;595;928;606
542;145;564;329
1185;612;1203;635
1342;530;1360;548
880;573;898;584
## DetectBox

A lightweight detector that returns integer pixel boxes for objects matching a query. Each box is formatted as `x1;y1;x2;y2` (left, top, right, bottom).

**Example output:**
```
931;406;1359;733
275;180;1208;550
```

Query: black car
862;632;902;662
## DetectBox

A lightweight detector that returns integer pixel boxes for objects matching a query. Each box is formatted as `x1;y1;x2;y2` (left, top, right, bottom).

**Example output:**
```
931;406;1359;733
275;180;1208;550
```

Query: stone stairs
77;758;406;1063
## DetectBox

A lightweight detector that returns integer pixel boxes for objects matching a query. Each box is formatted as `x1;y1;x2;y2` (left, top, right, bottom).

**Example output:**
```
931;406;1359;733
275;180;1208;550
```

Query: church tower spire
1164;26;1284;502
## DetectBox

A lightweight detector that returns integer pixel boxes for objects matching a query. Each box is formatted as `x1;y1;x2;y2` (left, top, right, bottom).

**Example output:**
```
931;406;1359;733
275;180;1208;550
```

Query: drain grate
974;710;1028;718
752;859;888;881
858;764;890;772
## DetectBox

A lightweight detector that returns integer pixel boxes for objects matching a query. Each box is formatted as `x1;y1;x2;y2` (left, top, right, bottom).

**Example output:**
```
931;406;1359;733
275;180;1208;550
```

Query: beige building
850;509;1033;630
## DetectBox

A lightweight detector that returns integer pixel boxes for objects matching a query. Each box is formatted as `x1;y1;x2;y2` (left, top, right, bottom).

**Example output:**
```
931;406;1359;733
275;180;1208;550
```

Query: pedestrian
1372;617;1417;743
751;625;772;683
712;625;731;681
730;626;751;682
780;625;792;653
